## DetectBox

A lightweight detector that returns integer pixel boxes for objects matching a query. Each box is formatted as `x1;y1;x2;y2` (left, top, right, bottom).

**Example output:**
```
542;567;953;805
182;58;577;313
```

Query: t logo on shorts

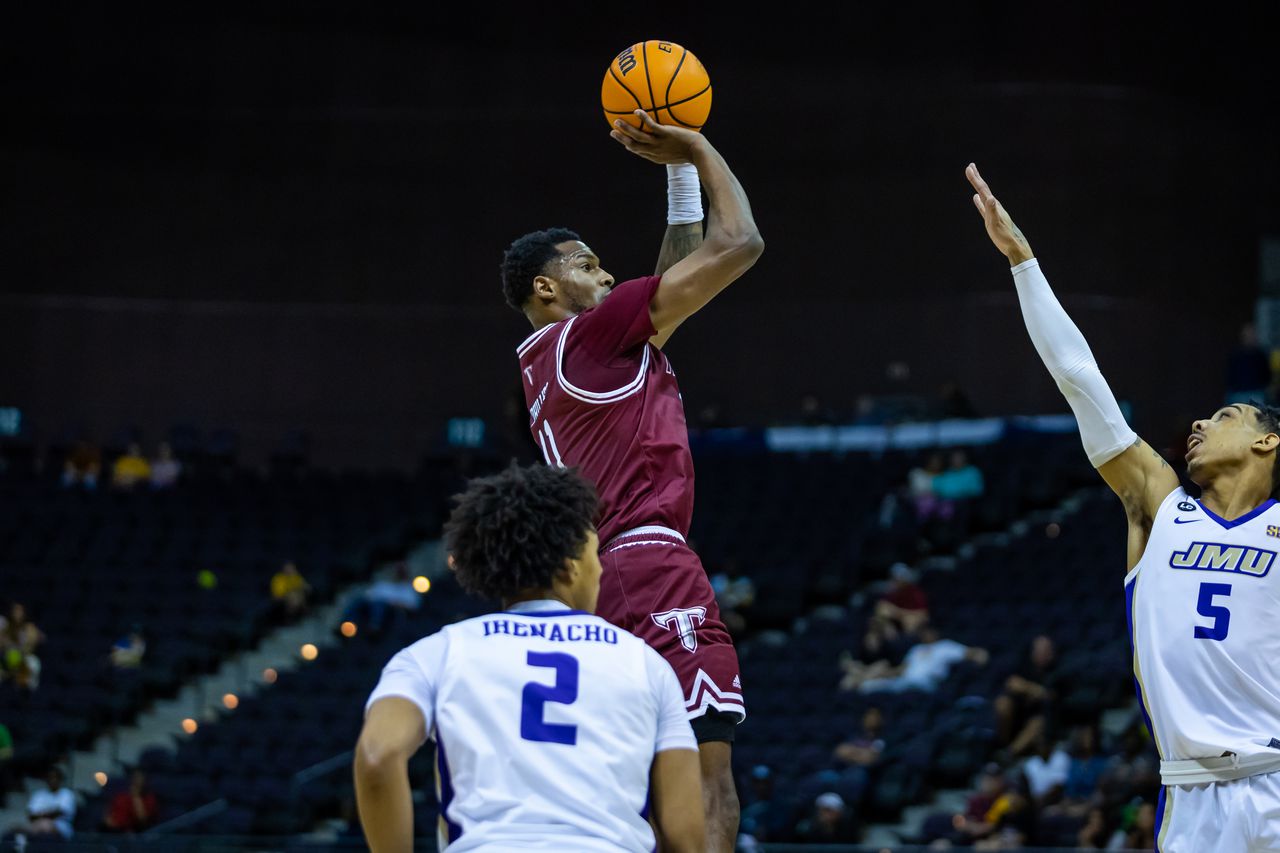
652;606;707;653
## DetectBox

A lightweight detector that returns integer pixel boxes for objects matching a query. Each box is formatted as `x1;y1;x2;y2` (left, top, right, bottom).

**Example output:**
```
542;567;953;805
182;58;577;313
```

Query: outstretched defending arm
611;111;763;344
966;164;1178;565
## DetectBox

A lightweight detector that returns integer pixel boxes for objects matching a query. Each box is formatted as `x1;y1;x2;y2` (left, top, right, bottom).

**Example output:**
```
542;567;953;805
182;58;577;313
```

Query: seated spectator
738;765;789;844
863;563;930;658
954;763;1007;840
1062;725;1109;808
830;706;884;806
933;449;985;501
1022;733;1071;807
149;442;182;489
841;623;988;694
907;453;946;519
102;769;159;833
110;626;146;669
0;603;44;691
833;706;885;769
794;792;860;844
994;634;1060;758
341;563;420;636
9;767;76;840
270;561;312;621
111;442;151;490
973;785;1034;848
61;439;101;489
882;564;928;621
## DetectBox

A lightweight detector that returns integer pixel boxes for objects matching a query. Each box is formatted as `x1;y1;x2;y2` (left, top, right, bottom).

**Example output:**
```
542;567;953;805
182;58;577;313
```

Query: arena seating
6;428;1136;845
92;576;488;837
732;487;1133;834
0;453;489;791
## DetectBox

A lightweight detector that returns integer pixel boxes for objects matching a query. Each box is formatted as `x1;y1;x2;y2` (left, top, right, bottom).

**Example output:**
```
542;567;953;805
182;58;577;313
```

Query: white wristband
666;163;703;225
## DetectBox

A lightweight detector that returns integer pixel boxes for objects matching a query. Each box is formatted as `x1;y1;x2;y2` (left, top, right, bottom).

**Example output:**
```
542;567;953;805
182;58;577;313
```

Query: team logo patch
1169;542;1275;577
1178;501;1197;512
652;606;707;653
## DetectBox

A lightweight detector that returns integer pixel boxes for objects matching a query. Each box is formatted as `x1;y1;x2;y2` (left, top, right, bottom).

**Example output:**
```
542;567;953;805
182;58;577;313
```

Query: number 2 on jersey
1194;582;1232;641
520;651;578;745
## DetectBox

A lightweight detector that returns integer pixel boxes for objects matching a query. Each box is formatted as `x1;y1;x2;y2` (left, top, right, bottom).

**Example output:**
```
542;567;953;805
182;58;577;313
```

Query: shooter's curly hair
444;463;598;600
500;227;580;311
1248;400;1280;498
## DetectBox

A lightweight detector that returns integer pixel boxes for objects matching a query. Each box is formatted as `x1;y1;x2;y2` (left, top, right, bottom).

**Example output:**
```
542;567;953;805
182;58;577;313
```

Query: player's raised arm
354;697;426;853
966;164;1178;561
612;111;763;341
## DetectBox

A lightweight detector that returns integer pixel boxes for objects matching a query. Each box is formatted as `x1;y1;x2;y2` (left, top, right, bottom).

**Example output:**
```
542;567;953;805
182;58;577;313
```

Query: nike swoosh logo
1173;518;1202;524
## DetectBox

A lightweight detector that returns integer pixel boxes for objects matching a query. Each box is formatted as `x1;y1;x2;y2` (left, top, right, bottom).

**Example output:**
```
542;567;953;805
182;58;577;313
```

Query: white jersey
1127;487;1280;768
365;599;696;852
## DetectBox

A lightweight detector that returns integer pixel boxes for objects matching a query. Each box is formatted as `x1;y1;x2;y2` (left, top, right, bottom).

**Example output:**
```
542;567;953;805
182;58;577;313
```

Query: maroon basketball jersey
516;276;695;544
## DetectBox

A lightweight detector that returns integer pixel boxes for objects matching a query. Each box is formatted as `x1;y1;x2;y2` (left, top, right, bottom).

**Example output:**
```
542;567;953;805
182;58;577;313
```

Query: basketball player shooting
968;163;1280;852
500;110;762;851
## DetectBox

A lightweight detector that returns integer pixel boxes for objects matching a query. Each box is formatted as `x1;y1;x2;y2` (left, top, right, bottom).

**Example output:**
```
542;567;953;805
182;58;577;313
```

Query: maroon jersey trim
516;322;561;357
554;314;650;404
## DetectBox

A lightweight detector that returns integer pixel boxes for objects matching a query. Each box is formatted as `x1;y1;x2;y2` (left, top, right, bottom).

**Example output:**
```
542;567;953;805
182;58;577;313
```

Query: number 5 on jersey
521;652;578;744
1194;582;1232;641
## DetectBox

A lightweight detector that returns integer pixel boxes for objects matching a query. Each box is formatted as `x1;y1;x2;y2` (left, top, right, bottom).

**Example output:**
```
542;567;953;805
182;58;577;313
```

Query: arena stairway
0;550;442;835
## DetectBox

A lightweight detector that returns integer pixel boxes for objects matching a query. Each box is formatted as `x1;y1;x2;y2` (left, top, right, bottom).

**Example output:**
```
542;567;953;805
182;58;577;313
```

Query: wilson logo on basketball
616;47;637;75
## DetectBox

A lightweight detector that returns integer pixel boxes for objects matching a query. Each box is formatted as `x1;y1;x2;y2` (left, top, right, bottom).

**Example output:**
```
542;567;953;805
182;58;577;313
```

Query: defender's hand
610;110;706;165
966;163;1034;266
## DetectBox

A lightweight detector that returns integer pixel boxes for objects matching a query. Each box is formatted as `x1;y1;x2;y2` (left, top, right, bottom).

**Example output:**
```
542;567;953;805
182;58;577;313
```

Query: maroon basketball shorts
598;526;745;724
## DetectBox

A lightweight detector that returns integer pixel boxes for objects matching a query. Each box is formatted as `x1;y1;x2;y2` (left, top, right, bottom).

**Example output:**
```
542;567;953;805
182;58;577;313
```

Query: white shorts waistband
603;525;686;551
1160;752;1280;785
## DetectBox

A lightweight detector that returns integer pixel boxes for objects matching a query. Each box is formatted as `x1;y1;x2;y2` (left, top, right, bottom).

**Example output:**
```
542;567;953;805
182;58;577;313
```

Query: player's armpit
649;748;706;853
1096;436;1180;530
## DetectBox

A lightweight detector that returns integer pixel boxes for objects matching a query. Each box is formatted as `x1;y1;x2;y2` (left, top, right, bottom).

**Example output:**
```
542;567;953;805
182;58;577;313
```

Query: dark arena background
2;4;1278;851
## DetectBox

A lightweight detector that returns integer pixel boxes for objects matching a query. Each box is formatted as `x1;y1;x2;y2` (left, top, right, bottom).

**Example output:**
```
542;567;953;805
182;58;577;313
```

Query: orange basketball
601;41;712;132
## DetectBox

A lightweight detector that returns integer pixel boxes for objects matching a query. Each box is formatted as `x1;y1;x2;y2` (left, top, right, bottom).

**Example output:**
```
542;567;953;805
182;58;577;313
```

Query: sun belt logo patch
652;606;707;653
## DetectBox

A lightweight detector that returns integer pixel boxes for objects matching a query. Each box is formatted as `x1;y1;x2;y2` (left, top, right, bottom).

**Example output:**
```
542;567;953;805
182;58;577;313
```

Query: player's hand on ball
610;110;704;165
966;163;1034;266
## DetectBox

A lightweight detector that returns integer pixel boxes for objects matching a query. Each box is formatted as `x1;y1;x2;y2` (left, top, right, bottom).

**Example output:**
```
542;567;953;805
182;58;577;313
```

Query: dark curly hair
500;227;580;312
1247;400;1280;498
444;463;599;600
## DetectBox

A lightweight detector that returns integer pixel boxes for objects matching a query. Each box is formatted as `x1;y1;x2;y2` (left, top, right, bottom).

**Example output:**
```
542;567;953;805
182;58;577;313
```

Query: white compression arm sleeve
1012;258;1137;467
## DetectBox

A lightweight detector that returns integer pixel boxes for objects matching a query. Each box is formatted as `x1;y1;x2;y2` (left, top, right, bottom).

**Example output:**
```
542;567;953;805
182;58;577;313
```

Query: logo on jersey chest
652;606;706;653
1169;541;1275;577
1268;525;1280;539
